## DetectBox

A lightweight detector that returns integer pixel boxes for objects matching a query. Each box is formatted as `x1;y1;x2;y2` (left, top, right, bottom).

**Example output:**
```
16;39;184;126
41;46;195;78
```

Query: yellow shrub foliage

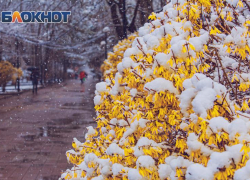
0;61;22;91
101;34;137;78
61;0;250;180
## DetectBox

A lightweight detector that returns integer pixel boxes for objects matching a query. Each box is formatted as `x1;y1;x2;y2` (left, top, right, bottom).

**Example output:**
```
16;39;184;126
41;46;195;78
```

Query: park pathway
0;77;97;180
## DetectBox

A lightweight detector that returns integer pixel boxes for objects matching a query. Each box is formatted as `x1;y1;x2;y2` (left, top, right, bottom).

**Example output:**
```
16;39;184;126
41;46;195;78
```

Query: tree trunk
106;0;124;40
34;45;38;67
128;0;141;33
44;47;50;83
122;0;127;39
139;0;153;26
63;59;68;80
0;35;2;61
2;83;6;92
39;45;43;85
44;23;54;84
117;0;128;39
161;0;165;7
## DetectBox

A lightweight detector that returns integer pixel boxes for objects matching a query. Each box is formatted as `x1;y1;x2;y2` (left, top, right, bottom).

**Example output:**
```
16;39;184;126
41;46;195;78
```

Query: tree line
0;0;165;85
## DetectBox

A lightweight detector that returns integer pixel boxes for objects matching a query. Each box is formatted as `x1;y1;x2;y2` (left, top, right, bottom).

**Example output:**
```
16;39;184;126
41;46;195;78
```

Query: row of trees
106;0;166;39
0;0;165;86
0;0;108;84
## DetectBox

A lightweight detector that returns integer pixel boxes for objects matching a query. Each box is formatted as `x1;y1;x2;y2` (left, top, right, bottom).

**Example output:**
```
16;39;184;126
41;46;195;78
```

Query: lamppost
103;27;110;59
15;37;20;92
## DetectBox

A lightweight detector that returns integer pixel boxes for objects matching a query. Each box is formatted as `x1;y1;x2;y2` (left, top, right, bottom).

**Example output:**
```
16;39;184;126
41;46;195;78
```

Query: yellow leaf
189;43;196;51
237;0;244;7
148;12;157;20
182;45;187;53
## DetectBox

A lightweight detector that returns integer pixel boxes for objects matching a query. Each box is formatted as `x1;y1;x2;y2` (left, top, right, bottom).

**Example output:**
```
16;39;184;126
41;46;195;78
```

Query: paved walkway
0;78;97;180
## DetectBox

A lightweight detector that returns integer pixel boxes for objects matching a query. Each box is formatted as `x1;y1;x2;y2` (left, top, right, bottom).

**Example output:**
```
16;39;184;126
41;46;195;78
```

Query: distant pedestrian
30;70;39;94
75;73;78;79
79;71;88;85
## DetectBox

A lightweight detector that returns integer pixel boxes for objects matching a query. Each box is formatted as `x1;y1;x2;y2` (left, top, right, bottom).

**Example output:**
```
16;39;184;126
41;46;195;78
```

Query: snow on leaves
61;0;250;180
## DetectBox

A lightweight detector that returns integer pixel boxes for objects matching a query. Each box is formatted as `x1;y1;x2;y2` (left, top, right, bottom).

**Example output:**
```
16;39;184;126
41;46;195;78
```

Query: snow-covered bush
61;0;250;179
100;34;137;78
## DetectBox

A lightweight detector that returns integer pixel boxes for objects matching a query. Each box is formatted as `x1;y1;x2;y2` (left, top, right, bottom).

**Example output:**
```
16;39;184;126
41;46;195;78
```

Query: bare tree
105;0;165;40
0;0;111;82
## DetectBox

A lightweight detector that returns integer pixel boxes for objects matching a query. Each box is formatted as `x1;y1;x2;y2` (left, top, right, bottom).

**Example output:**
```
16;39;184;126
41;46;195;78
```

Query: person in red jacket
79;71;88;84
